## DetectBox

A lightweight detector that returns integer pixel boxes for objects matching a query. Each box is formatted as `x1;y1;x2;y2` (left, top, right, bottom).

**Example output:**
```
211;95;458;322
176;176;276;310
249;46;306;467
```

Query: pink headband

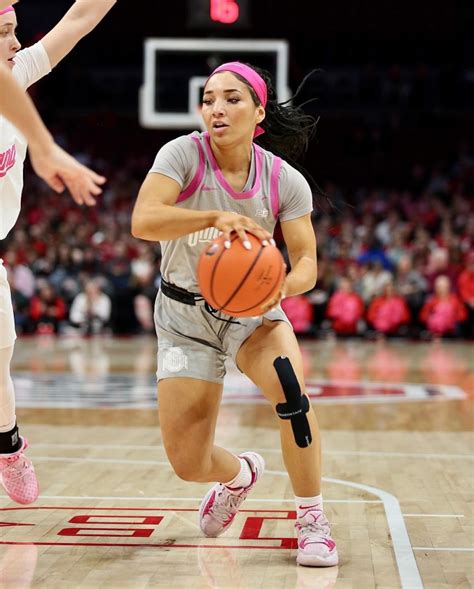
0;6;15;15
208;61;267;138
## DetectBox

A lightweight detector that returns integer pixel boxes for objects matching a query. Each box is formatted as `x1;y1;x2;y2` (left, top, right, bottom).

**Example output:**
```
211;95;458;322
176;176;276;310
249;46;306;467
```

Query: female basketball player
0;1;116;505
132;62;338;567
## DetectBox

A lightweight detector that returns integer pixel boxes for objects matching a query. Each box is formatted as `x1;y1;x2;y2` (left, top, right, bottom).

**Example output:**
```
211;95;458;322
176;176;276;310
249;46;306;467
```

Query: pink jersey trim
270;156;282;218
176;136;206;203
203;132;262;200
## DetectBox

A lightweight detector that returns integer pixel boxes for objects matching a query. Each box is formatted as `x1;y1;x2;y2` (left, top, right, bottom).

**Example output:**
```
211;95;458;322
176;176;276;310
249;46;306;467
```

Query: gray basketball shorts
154;290;291;383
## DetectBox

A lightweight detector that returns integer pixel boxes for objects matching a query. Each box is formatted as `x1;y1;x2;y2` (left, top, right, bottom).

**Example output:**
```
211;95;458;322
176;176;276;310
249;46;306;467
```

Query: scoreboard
187;0;250;29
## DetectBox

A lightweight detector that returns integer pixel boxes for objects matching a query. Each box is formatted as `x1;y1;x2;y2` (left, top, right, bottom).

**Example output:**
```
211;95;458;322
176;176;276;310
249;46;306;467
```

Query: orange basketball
197;233;286;317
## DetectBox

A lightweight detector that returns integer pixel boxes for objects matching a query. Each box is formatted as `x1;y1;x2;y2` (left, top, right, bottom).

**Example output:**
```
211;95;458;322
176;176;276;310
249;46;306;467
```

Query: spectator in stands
326;277;365;335
457;251;474;336
69;278;111;335
424;248;458;291
359;260;393;302
106;242;136;334
2;251;35;300
130;243;160;334
3;265;29;334
367;281;410;336
29;281;67;334
357;234;394;271
386;227;409;267
394;254;427;317
281;295;314;335
420;275;467;337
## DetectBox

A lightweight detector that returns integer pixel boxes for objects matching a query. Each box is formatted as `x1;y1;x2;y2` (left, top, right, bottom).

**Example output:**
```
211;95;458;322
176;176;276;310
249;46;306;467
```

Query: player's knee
173;461;207;482
167;448;208;482
0;346;14;386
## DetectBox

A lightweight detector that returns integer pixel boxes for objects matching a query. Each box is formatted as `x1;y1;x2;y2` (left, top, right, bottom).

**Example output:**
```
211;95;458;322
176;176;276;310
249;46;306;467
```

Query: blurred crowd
0;144;472;340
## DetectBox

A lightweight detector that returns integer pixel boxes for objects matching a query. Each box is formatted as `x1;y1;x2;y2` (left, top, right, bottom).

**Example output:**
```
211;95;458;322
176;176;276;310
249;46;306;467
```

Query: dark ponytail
233;65;319;164
231;65;338;209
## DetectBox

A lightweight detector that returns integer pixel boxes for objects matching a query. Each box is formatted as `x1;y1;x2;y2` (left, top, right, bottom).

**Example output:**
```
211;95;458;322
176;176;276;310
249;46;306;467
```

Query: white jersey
0;42;51;240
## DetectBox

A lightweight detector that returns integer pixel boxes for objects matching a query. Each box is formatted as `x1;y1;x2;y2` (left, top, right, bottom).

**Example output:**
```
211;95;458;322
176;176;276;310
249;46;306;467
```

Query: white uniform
0;42;51;348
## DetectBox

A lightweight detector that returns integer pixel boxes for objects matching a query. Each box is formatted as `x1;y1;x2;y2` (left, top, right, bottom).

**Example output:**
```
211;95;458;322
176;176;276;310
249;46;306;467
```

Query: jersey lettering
188;226;221;247
0;144;16;178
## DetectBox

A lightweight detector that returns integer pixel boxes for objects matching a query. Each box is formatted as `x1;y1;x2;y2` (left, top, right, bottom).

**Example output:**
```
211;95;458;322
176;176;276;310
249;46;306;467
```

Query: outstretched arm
0;64;105;204
40;0;117;69
132;172;272;245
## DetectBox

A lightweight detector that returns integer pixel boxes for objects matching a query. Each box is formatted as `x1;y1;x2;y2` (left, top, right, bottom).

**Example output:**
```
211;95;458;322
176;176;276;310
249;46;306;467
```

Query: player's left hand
261;276;287;313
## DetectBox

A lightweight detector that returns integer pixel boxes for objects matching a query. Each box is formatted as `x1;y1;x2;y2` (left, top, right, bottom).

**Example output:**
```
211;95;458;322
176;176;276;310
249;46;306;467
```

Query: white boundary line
404;514;464;518
322;475;423;589
31;456;170;466
413;547;474;552
30;444;474;461
9;496;382;504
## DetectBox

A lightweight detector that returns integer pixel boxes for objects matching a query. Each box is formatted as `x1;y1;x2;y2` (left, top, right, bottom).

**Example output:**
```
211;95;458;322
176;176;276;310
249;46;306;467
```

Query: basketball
197;233;286;317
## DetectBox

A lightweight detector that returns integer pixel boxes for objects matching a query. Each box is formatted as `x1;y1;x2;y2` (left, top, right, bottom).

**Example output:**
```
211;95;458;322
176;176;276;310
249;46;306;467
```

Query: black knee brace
274;356;312;448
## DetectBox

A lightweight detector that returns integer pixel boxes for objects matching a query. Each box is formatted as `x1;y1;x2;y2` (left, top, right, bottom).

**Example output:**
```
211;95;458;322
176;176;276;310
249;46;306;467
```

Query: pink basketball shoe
0;437;39;504
199;452;265;537
296;509;339;567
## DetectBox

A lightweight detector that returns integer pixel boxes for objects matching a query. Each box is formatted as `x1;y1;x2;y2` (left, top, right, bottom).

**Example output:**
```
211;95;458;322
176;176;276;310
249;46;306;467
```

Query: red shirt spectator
326;278;365;334
420;276;467;335
29;283;67;335
281;295;313;334
367;283;410;334
458;251;474;309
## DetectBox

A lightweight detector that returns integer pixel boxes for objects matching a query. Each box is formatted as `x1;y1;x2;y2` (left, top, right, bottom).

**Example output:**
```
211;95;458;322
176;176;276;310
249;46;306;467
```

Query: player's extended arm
0;0;17;12
132;173;272;244
0;62;56;151
40;0;117;68
0;64;105;204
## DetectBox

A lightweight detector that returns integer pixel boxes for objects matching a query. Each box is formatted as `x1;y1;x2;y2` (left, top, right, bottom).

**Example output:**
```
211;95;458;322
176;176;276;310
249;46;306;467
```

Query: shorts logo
162;347;188;373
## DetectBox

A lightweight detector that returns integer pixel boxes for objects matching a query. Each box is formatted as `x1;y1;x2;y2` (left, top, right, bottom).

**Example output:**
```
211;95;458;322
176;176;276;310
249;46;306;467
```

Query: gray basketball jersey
149;131;313;291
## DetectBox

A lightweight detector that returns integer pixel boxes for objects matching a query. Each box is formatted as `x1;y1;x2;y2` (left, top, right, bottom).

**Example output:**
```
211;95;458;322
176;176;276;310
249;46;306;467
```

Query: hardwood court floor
1;336;472;589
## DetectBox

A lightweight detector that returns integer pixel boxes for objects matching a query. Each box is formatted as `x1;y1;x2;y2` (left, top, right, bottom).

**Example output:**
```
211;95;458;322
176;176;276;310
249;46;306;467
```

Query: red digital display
210;0;240;24
187;0;249;29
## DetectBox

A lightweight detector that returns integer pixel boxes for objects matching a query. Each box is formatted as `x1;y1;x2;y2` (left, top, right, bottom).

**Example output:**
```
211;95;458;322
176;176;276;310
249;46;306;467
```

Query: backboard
139;38;290;129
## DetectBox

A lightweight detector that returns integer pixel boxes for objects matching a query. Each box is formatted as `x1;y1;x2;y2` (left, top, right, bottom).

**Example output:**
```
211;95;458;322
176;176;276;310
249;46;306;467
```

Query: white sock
224;457;252;491
295;494;323;519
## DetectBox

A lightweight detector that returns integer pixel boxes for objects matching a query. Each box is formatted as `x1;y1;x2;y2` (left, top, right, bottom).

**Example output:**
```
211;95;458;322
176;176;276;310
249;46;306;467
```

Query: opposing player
0;0;116;504
132;62;338;567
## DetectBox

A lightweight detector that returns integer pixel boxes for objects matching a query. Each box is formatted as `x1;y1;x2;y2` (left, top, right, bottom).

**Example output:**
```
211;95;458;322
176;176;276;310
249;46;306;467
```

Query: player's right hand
29;142;106;206
212;211;274;250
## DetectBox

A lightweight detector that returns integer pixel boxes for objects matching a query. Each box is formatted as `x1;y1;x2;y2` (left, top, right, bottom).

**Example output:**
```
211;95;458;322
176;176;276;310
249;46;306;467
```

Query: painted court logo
0;144;16;178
